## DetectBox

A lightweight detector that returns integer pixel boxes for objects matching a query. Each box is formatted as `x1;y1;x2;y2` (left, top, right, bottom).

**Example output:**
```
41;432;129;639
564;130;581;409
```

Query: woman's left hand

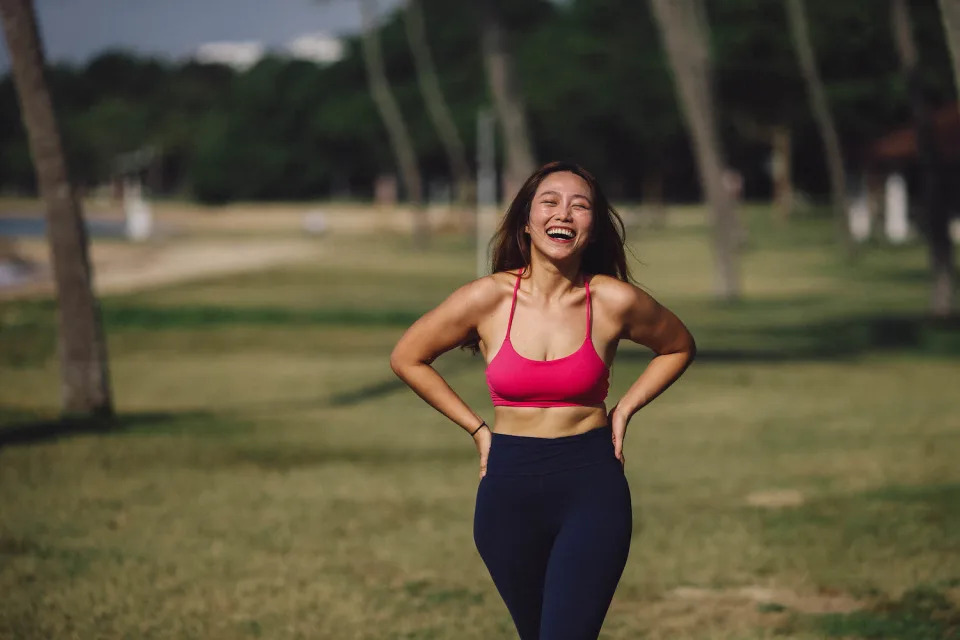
608;405;629;468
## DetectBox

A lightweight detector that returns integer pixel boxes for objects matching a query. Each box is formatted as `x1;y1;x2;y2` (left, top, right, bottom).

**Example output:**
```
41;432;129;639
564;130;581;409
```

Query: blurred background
1;0;959;638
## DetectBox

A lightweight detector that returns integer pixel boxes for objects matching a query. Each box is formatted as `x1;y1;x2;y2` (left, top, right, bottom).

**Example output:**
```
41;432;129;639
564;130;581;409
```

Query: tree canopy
0;0;954;204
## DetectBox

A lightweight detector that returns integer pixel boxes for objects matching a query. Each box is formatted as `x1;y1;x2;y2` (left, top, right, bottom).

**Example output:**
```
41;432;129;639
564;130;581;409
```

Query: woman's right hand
473;426;492;479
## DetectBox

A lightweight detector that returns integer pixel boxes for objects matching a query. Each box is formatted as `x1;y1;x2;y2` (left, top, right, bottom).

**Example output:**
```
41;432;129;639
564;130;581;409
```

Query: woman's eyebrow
539;190;593;203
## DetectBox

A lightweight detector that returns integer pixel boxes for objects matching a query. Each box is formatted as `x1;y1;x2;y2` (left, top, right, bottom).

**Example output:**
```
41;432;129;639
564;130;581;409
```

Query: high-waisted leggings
473;425;633;640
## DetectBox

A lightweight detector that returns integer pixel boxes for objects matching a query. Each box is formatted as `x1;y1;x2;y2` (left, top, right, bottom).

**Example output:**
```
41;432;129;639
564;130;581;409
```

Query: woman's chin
532;245;584;264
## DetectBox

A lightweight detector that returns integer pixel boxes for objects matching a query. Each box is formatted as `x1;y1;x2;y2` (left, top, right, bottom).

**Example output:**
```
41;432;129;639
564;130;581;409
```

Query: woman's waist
485;420;615;476
492;404;607;438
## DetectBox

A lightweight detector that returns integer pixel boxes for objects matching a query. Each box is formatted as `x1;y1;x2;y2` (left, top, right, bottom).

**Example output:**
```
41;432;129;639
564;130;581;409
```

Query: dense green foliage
0;0;954;202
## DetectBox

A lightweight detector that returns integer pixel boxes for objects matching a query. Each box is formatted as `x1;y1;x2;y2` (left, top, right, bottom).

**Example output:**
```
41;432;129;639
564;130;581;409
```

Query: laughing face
524;171;594;263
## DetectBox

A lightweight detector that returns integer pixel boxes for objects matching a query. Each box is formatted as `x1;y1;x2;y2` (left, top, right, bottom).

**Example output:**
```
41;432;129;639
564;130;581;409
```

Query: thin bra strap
505;268;523;338
584;275;593;340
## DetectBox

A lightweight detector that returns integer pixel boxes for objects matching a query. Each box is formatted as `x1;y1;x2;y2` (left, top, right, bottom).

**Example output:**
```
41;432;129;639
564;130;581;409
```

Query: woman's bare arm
599;278;696;464
612;283;696;420
389;277;500;435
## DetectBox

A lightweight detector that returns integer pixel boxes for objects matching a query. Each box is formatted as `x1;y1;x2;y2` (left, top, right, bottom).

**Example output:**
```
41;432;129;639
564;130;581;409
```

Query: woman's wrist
469;420;489;437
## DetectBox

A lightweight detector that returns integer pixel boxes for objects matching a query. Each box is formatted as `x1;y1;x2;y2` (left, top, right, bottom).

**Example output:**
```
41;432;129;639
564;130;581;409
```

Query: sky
0;0;404;70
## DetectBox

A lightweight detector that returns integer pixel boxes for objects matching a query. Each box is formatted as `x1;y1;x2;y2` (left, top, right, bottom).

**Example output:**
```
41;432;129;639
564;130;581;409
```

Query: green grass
1;206;959;639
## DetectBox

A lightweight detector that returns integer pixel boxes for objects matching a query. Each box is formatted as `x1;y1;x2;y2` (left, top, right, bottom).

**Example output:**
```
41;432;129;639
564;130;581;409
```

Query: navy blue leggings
473;425;632;639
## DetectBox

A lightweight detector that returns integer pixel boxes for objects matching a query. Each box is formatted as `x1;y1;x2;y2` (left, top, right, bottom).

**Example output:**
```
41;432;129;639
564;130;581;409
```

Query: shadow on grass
7;296;959;365
799;584;960;639
754;482;960;636
749;483;960;637
102;304;960;361
103;304;423;329
657;313;960;363
327;357;476;407
231;443;477;470
0;410;222;450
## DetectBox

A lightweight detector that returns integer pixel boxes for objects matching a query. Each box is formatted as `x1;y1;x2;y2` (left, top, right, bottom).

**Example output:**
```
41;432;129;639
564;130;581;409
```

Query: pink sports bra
485;270;610;408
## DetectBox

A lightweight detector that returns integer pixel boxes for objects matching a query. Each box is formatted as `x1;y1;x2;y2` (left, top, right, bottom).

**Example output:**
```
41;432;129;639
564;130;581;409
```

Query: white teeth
546;227;575;239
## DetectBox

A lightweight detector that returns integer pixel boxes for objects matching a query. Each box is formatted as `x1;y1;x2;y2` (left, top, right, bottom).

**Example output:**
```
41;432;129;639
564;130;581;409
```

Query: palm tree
0;0;113;417
358;0;429;247
784;0;855;257
649;0;740;300
939;0;960;113
404;0;474;208
476;0;536;201
892;0;955;316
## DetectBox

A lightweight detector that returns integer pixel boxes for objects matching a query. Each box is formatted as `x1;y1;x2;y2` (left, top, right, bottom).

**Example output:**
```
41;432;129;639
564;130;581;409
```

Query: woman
390;161;695;639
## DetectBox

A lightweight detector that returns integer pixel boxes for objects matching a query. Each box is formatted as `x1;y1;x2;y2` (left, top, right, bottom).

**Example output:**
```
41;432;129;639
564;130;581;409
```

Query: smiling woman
389;161;696;639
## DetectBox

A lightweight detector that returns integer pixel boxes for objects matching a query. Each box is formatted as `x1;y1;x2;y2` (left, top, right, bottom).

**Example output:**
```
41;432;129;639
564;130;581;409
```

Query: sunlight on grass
1;208;958;638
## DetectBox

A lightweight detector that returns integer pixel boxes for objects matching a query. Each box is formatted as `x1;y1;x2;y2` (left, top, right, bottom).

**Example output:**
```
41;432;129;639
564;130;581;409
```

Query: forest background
0;0;955;205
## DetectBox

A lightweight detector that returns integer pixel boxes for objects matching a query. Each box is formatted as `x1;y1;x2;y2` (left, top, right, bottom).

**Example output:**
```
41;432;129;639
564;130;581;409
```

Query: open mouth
545;226;576;242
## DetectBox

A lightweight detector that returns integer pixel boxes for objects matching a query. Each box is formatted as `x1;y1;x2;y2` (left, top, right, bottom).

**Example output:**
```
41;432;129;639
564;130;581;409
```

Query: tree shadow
327;357;477;407
0;357;479;451
0;410;216;450
101;304;423;330
618;312;960;363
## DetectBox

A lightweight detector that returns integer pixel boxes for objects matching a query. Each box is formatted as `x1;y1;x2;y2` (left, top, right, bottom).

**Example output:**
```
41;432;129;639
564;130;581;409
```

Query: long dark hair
464;161;633;353
491;161;631;280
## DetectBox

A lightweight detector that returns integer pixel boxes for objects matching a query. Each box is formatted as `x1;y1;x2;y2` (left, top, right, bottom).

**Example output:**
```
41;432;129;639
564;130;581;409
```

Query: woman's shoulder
587;273;635;300
588;274;655;314
449;271;517;309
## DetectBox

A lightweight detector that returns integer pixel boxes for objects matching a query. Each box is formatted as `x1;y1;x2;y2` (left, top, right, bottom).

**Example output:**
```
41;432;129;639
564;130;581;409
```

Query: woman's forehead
535;171;592;198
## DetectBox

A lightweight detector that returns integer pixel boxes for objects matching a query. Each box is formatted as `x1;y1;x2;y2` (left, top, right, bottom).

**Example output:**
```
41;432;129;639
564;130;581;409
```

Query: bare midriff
492;404;608;438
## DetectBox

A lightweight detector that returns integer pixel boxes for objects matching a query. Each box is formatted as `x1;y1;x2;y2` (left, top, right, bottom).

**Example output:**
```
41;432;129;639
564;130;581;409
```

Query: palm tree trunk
650;0;740;300
0;0;113;417
784;0;855;258
404;0;474;208
892;0;955;316
771;124;794;221
359;0;429;247
939;0;960;114
477;0;536;201
641;169;667;229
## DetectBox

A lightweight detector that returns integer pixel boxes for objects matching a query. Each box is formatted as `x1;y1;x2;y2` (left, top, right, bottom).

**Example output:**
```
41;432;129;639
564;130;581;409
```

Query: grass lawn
1;205;959;639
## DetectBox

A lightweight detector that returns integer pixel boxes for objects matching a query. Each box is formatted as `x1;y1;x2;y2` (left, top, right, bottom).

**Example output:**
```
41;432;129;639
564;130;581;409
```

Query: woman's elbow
685;333;697;364
389;348;409;379
390;345;427;380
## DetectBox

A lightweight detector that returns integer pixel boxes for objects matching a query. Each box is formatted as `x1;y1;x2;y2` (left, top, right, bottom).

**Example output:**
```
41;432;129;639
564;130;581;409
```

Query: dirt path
0;198;479;302
0;237;320;301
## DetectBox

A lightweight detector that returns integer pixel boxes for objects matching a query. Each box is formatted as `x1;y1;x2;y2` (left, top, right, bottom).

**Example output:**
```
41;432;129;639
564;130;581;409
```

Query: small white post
124;176;153;242
884;173;909;244
848;192;871;243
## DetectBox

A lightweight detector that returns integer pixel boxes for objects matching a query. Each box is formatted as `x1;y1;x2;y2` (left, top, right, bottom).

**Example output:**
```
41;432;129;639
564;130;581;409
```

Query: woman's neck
524;255;583;301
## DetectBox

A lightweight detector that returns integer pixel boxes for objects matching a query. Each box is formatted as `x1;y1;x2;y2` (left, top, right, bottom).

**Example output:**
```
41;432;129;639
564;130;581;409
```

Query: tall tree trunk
404;0;474;208
939;0;960;113
641;169;667;229
771;124;794;221
784;0;855;258
649;0;740;300
0;0;113;417
359;0;429;247
477;0;536;201
892;0;955;316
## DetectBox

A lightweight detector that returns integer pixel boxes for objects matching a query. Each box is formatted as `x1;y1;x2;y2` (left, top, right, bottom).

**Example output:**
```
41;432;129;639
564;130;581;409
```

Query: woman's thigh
539;463;633;639
474;475;553;640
